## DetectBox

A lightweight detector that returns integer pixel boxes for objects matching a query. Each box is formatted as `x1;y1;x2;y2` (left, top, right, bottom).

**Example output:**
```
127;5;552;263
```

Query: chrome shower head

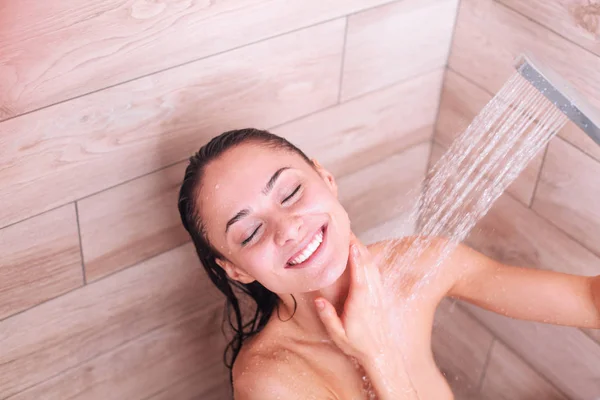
514;54;600;146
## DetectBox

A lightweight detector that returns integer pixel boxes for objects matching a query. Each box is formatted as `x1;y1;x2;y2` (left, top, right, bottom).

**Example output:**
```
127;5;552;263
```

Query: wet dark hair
177;128;314;383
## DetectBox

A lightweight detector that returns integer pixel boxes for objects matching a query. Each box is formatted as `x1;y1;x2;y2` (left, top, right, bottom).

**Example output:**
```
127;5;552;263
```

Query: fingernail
315;299;325;311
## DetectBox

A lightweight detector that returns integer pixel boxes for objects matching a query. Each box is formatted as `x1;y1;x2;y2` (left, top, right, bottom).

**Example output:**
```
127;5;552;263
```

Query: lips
285;224;327;268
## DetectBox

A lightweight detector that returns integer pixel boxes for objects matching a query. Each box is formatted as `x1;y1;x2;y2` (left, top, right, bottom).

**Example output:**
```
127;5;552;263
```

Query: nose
274;214;303;247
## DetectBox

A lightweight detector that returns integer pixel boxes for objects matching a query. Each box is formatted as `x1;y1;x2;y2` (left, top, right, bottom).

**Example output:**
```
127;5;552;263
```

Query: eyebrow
225;167;290;233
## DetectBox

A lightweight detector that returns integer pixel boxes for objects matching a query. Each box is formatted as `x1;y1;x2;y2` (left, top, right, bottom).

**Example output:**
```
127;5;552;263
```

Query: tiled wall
434;0;600;398
0;1;457;398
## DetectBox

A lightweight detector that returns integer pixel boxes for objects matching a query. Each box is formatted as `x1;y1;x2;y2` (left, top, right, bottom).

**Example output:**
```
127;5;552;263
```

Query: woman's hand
314;233;395;362
314;234;418;399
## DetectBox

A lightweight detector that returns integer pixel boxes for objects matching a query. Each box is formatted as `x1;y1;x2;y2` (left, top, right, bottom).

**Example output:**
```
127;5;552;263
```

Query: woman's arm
445;242;600;329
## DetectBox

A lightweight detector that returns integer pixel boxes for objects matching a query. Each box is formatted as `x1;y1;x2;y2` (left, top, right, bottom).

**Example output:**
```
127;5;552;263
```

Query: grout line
456;302;572;399
496;0;600;61
528;142;550;208
556;134;600;164
527;199;600;259
0;158;185;232
74;202;87;285
2;64;448;234
75;159;185;203
3;303;222;400
476;338;495;393
0;1;401;126
0;203;68;231
444;0;463;69
340;65;446;104
429;65;449;170
0;285;84;325
0;18;341;125
0;240;194;327
336;17;350;104
84;240;192;285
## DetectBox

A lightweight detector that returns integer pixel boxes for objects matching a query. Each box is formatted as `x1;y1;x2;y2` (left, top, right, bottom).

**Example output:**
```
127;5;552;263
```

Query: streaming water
381;71;567;291
363;71;568;399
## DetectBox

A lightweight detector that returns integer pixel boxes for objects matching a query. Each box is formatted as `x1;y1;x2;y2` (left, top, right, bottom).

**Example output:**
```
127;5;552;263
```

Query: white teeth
289;229;323;265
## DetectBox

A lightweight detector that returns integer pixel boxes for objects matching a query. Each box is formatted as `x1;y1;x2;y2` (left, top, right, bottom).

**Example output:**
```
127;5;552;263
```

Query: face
197;142;351;295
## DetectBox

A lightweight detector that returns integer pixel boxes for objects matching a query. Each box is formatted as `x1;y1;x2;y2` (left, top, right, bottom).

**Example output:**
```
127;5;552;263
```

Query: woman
178;128;600;399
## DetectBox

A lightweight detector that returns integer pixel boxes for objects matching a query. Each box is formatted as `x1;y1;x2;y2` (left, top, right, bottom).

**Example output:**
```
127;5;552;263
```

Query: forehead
197;142;311;228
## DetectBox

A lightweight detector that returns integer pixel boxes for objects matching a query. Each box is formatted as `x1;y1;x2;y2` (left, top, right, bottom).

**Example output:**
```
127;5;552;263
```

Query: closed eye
282;184;301;203
242;224;262;246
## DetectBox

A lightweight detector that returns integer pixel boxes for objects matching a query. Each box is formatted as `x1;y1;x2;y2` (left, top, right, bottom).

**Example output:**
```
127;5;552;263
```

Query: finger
314;298;351;352
351;236;378;283
348;241;368;289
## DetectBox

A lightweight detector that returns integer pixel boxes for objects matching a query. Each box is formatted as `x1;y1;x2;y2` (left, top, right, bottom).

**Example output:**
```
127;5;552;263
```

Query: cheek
239;243;279;278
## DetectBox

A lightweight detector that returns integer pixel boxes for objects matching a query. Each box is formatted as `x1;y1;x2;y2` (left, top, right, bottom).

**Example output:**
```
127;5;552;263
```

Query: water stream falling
380;71;568;291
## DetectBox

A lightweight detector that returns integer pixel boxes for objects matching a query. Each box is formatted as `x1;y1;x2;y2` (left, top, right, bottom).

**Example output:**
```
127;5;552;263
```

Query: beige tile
0;243;221;398
449;0;600;159
467;191;600;277
276;69;443;178
0;21;345;229
338;142;430;235
10;304;229;400
358;213;417;245
0;204;82;320
465;304;600;399
432;299;494;399
0;0;391;120
497;0;600;57
434;70;545;206
480;341;567;400
78;162;189;281
78;69;442;281
341;0;457;101
532;138;600;257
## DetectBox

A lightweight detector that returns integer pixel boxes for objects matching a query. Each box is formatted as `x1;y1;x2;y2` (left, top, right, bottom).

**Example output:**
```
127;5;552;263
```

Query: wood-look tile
448;0;600;160
78;69;441;282
275;69;443;178
532;138;600;257
432;299;494;399
78;162;189;281
341;0;457;101
0;20;345;229
496;0;600;57
358;213;416;245
0;204;82;321
467;191;600;277
435;70;545;206
338;142;430;235
465;304;600;399
429;141;600;276
10;304;229;400
0;243;221;398
480;341;568;400
0;0;391;120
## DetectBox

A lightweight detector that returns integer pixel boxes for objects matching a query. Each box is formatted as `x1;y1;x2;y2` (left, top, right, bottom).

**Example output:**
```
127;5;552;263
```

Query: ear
215;258;256;284
311;158;338;196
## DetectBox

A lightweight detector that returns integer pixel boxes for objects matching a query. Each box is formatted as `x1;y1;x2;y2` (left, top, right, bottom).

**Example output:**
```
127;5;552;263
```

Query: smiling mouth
286;225;326;268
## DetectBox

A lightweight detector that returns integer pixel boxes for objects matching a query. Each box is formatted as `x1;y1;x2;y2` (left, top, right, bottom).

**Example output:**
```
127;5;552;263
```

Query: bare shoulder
367;236;475;298
232;328;336;400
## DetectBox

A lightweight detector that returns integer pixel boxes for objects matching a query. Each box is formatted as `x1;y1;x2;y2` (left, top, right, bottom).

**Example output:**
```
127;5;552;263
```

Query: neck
276;261;351;341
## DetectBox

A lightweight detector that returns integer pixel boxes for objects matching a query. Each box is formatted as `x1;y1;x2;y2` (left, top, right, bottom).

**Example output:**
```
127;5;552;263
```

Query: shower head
514;54;600;146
